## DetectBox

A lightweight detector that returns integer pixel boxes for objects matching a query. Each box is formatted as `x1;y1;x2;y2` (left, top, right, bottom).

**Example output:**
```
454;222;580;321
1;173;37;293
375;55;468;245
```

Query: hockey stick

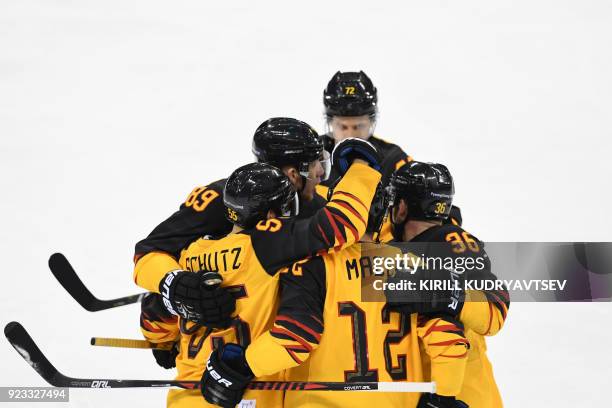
5;322;435;393
48;253;147;311
90;337;173;350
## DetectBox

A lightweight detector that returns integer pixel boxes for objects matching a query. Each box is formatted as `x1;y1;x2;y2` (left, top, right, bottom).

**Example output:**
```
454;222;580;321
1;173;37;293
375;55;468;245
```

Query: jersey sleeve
245;256;327;377
250;162;381;274
298;191;327;218
417;315;470;397
133;179;232;292
140;292;180;344
437;225;510;336
460;262;510;337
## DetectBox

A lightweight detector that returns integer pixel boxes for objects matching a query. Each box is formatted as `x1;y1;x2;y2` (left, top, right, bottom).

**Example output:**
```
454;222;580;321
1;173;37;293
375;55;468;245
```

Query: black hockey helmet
387;161;454;222
224;163;299;229
252;117;330;181
323;71;378;118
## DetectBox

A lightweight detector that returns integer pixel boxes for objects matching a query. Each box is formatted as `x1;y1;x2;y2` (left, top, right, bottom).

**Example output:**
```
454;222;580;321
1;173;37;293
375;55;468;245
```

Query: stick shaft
90;337;173;350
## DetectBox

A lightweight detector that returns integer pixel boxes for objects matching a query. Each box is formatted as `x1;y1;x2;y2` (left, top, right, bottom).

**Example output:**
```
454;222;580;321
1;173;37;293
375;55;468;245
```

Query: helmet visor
385;184;399;224
367;182;389;237
324;115;376;141
320;150;331;181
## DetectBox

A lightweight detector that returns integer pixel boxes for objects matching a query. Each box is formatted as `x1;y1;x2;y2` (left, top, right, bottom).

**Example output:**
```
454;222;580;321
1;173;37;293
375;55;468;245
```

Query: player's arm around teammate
133;118;332;369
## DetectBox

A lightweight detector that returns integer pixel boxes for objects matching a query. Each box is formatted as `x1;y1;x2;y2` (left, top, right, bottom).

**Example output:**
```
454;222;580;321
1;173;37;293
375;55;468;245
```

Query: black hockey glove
385;265;465;317
159;270;235;328
152;342;179;369
418;393;469;408
201;343;254;408
331;137;381;175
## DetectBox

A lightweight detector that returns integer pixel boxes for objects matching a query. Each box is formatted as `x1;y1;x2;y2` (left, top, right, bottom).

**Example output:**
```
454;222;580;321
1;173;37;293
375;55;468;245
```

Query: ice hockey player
200;184;425;407
384;161;510;407
320;70;412;186
144;137;382;407
319;70;462;233
201;161;509;408
135;117;330;368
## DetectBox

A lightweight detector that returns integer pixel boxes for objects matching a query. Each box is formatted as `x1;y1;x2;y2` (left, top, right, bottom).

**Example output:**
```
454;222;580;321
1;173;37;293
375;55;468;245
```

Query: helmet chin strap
390;205;409;242
391;219;406;242
297;174;307;193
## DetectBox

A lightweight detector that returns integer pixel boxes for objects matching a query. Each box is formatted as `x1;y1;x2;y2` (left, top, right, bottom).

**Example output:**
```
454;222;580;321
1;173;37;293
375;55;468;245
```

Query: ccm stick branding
90;381;110;388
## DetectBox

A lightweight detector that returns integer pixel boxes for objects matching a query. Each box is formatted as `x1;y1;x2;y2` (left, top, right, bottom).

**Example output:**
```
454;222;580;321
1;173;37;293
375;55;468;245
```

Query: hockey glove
201;343;254;408
152;342;179;369
385;265;465;317
159;270;235;328
331;137;381;175
418;393;469;408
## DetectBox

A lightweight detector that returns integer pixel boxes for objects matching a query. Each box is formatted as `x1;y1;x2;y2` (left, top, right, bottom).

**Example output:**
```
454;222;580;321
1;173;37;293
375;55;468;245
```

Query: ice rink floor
1;1;611;406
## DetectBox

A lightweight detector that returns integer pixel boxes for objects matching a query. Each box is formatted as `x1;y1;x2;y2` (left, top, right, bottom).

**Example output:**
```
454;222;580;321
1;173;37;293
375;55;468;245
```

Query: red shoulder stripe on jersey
331;212;359;243
133;253;144;264
270;327;313;352
429;339;469;347
285;346;306;365
161;315;178;324
495;288;511;302
276;315;322;342
317;224;331;247
140;318;168;333
311;314;323;326
486;290;509;320
439;350;469;359
323;208;345;246
332;191;368;213
423;320;462;338
332;199;366;226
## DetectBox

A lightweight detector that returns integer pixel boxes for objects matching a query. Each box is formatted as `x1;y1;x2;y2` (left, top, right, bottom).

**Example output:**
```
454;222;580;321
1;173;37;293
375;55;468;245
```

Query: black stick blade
48;253;146;311
4;321;200;389
4;322;433;392
4;321;61;386
49;253;99;311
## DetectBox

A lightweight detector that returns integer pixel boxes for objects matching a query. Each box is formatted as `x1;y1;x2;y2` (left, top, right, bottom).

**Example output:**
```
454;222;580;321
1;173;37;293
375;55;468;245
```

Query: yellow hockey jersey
408;223;510;407
140;162;381;407
245;243;431;408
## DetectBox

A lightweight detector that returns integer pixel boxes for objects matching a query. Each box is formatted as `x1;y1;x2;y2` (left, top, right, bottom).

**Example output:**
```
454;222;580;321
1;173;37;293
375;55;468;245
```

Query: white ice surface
1;1;611;406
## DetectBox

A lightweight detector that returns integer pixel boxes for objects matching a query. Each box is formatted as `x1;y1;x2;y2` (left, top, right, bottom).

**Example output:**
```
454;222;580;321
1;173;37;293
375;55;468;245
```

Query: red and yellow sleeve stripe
246;313;323;377
321;162;381;250
461;289;510;336
139;293;180;343
417;316;470;397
